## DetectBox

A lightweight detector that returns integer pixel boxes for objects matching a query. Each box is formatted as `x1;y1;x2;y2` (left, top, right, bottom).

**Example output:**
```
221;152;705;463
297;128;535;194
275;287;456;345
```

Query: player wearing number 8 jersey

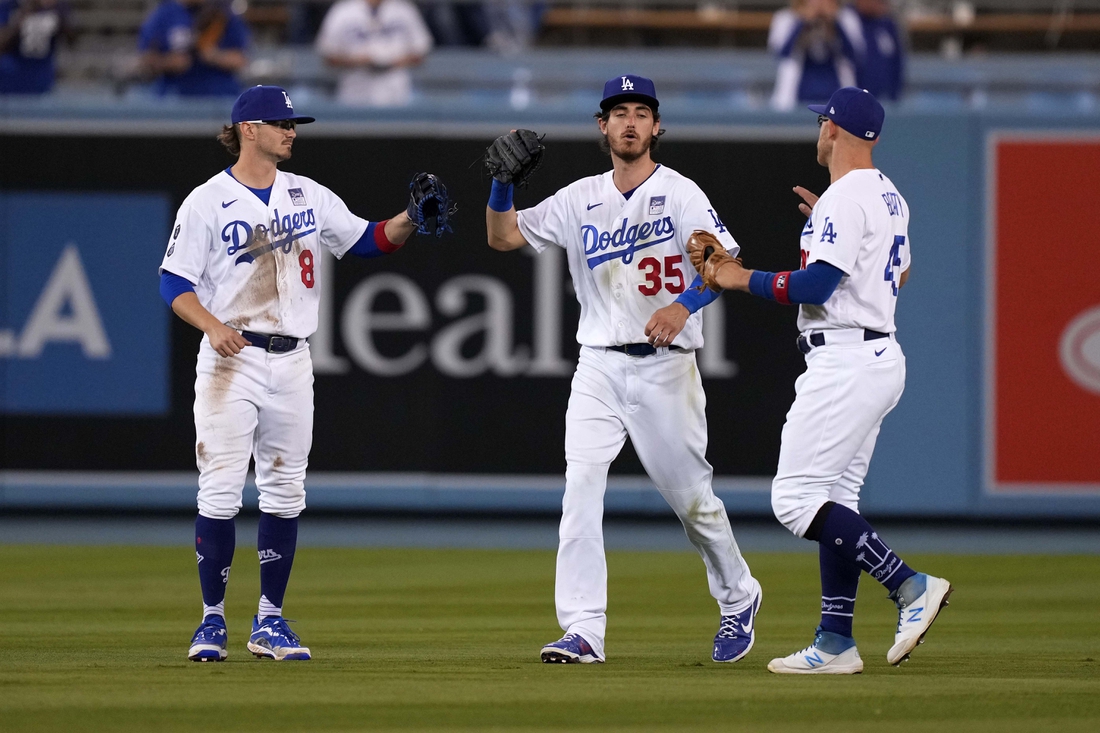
485;75;761;665
698;87;952;673
158;85;445;662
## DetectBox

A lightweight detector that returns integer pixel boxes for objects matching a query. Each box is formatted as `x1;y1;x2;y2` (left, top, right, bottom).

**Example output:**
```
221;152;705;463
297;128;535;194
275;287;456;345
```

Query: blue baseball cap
231;85;315;125
808;87;884;141
600;74;659;113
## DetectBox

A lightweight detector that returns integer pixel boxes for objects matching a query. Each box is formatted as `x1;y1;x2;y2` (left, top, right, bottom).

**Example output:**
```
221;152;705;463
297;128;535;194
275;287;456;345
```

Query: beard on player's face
608;133;652;162
259;130;294;162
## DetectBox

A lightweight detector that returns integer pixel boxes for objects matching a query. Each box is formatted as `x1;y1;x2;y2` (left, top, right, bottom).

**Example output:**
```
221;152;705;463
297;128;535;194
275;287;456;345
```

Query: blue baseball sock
810;502;916;594
818;543;860;638
195;514;235;619
257;513;298;619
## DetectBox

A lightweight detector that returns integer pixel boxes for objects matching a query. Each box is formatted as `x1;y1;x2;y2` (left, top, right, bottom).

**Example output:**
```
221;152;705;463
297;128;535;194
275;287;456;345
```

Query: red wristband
373;219;402;254
772;271;793;305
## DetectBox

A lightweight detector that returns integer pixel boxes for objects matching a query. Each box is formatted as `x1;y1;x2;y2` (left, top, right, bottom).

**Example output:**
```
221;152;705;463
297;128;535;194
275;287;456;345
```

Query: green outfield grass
1;544;1098;732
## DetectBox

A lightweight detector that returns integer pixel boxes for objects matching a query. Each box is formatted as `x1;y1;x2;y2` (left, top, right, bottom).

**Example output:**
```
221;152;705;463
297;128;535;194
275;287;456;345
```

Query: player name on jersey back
798;168;911;335
161;169;369;339
517;165;738;350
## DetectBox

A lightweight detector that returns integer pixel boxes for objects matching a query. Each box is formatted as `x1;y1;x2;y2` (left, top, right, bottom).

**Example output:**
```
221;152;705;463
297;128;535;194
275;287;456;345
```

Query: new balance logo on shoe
805;651;824;667
906;606;924;624
258;549;283;565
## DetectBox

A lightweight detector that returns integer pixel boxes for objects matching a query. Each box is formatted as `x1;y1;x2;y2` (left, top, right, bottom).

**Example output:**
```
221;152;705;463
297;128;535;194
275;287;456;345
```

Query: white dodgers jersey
517;165;737;349
798;168;911;334
160;169;370;338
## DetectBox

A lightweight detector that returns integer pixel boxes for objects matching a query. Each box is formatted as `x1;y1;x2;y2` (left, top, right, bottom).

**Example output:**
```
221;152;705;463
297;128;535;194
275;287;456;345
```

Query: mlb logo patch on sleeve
648;196;665;215
288;188;306;206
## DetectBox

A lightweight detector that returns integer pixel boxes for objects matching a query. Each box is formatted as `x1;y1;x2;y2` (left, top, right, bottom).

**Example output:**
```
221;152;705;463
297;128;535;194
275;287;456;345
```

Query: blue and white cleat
767;628;863;675
188;614;228;662
540;633;604;664
888;573;953;665
247;615;311;661
712;585;762;663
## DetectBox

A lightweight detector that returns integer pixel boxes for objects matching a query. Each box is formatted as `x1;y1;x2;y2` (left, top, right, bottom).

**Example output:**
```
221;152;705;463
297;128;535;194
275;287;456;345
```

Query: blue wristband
487;179;514;213
674;275;720;314
749;270;775;300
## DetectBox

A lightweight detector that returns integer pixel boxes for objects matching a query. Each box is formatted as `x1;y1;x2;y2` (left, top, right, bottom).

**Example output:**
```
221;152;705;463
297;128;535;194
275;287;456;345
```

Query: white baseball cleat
887;573;953;666
768;629;864;675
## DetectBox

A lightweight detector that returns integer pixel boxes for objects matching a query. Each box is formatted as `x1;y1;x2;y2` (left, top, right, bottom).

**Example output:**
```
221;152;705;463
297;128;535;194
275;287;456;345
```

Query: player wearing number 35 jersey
702;88;952;674
485;75;761;665
158;85;441;663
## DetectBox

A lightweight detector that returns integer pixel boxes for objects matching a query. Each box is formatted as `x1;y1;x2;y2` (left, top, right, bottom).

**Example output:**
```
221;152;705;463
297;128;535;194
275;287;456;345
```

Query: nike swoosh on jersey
875;347;887;357
222;199;237;208
587;202;603;210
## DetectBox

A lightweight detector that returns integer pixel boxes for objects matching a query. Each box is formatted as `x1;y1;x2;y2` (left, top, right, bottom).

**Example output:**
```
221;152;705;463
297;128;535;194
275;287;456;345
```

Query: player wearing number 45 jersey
485;75;761;665
694;87;952;673
159;85;452;662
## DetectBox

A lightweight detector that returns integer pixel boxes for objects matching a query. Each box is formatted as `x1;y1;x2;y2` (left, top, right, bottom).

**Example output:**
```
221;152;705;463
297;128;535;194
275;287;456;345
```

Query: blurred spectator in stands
840;0;905;101
138;0;249;97
0;0;73;94
316;0;433;107
419;3;489;47
768;0;858;111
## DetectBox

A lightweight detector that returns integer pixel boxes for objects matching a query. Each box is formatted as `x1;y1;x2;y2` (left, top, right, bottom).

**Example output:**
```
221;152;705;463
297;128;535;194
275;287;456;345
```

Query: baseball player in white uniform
315;0;433;107
691;87;952;673
159;85;450;662
484;75;761;665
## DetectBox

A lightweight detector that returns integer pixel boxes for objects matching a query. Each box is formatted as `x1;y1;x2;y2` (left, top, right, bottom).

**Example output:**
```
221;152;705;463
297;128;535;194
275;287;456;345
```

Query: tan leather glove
687;229;742;292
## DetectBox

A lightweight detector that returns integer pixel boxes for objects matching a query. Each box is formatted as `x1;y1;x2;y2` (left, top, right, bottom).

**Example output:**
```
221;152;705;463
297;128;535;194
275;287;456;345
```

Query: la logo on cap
830;107;835;114
621;76;634;91
283;91;293;108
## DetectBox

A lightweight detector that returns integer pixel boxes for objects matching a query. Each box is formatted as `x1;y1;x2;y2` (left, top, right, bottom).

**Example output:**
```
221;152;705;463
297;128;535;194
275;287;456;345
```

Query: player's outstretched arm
169;291;249;357
384;210;418;245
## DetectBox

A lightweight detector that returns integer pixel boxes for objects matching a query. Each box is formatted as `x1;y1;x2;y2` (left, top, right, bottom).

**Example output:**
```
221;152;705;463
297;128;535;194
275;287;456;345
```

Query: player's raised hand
793;186;819;217
644;303;689;347
207;323;249;358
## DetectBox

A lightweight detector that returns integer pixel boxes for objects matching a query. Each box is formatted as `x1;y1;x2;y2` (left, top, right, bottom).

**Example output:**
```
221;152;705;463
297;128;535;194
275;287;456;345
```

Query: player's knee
771;484;814;538
667;482;725;526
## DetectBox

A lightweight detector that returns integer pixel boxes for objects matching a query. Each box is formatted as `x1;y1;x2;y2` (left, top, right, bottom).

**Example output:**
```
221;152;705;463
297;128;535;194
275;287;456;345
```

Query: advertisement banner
0;134;825;474
987;136;1100;493
0;192;170;414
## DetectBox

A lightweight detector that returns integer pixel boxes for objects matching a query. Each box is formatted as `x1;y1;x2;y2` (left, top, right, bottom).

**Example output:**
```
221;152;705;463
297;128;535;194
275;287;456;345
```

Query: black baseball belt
607;343;690;357
241;331;302;353
797;329;889;355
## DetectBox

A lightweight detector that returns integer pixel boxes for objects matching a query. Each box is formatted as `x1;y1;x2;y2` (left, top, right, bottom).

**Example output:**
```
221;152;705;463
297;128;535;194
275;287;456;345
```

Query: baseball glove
406;172;456;237
687;229;742;292
484;129;545;188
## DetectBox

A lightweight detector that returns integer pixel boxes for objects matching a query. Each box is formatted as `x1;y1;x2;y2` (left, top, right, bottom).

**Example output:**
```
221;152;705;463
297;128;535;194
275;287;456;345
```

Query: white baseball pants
771;331;906;538
557;346;758;659
193;337;314;520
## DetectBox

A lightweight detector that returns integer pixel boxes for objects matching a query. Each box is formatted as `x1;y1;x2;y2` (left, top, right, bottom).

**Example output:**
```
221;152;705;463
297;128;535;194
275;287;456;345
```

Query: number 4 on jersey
884;235;905;296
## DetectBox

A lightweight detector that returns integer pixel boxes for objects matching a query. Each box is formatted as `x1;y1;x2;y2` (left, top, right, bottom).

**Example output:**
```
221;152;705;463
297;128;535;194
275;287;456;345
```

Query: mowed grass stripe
1;546;1098;731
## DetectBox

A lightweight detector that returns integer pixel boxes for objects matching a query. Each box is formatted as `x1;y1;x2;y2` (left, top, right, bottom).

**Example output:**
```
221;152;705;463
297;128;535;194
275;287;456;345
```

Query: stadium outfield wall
1;105;1098;518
